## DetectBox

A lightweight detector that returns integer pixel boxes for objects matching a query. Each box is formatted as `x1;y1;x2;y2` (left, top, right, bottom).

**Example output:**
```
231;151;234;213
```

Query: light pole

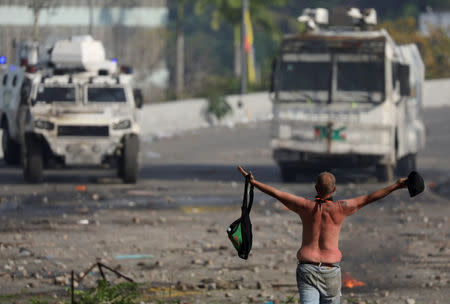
240;0;248;96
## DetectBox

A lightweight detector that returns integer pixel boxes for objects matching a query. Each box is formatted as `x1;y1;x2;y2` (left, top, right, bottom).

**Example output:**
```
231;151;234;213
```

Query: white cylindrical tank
50;35;106;72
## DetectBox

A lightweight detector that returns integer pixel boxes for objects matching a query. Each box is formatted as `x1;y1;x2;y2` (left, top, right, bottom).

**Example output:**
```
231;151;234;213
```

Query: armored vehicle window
2;75;7;85
36;87;76;103
337;62;384;92
279;62;331;91
12;76;18;87
87;88;126;102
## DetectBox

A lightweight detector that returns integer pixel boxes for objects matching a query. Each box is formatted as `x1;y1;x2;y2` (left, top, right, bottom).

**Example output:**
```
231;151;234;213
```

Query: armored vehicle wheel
396;154;416;176
279;163;297;182
23;136;44;183
2;126;21;165
121;135;139;184
376;163;394;182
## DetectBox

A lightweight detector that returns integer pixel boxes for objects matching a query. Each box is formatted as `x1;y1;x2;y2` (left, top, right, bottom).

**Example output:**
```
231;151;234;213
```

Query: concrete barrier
423;78;450;108
138;92;272;138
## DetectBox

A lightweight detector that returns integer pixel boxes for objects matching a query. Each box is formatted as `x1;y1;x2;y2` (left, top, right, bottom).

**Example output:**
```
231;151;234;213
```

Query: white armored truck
0;36;142;183
270;8;425;181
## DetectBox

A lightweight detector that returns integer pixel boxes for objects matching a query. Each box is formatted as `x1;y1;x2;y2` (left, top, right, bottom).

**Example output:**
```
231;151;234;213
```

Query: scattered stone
207;228;219;234
54;276;66;285
92;193;100;201
383;291;390;297
256;281;264;289
225;292;233;298
132;217;141;224
207;283;216;290
406;299;416;304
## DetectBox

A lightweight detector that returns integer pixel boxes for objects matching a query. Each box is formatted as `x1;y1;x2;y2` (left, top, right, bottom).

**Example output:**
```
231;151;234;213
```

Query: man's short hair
316;172;336;196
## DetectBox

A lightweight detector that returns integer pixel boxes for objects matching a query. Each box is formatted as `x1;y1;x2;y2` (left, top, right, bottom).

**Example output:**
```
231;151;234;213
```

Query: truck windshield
337;62;384;92
87;87;126;102
36;87;76;103
279;62;331;91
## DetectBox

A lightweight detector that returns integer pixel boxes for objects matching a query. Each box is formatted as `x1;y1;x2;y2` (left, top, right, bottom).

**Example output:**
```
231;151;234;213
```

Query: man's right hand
237;166;255;185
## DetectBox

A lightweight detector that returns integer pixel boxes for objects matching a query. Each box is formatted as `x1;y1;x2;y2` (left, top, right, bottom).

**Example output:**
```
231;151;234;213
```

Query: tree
176;0;186;99
379;17;450;79
27;0;58;41
194;0;288;77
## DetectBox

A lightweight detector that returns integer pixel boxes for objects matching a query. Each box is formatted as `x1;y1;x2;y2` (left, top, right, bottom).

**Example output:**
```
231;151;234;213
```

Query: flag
244;8;256;84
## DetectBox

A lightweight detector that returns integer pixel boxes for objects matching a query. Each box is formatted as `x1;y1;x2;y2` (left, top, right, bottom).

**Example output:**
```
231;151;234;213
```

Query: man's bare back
297;198;346;263
237;166;408;264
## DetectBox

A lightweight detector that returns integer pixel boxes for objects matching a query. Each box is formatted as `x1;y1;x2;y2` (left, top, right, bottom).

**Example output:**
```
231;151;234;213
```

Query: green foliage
207;93;232;121
379;17;450;79
71;280;139;304
28;299;49;304
280;295;298;303
167;1;450;101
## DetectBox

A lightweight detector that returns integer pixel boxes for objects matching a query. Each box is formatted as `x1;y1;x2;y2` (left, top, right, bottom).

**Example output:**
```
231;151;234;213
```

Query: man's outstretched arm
237;166;309;213
341;177;408;215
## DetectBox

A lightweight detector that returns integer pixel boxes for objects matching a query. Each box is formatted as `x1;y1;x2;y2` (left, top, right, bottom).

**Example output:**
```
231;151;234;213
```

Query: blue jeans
296;263;341;304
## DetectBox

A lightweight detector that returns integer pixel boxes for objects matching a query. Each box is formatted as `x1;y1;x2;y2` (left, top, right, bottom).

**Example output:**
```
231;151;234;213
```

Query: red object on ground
75;185;87;192
342;272;365;288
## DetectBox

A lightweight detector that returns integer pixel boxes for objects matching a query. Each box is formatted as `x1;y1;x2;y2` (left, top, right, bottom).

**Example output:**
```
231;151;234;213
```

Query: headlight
34;120;54;130
113;119;131;130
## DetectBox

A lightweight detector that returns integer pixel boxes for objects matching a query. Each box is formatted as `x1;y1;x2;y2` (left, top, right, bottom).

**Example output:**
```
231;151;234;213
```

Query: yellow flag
244;9;256;84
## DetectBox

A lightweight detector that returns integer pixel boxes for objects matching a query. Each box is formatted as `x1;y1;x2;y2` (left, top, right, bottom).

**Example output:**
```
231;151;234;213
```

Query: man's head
315;172;336;198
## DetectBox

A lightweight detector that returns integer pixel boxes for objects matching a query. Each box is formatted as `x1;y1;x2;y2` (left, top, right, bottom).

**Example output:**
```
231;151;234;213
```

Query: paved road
0;107;449;201
0;107;449;303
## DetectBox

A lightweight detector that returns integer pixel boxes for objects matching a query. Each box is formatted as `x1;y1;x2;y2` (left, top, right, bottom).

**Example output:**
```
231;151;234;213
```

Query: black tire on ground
23;136;44;183
396;154;417;176
376;163;394;182
279;163;297;182
121;135;139;183
2;126;21;165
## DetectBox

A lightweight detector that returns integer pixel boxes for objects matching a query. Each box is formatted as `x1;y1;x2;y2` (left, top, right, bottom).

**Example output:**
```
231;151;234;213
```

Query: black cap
407;171;425;197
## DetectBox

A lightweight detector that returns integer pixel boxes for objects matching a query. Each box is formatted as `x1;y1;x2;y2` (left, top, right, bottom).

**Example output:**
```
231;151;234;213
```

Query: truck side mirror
133;88;143;109
398;64;410;96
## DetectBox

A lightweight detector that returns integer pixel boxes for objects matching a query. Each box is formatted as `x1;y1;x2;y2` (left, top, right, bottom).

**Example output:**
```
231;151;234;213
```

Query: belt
298;261;340;268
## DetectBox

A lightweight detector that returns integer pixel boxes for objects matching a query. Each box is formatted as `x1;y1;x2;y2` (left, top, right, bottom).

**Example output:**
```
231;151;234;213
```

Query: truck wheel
376;164;394;182
121;135;139;184
279;163;297;182
2;126;21;165
396;154;416;176
23;136;44;183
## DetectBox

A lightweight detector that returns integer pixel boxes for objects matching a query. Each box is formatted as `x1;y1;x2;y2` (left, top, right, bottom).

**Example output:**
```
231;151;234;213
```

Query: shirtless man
238;166;408;304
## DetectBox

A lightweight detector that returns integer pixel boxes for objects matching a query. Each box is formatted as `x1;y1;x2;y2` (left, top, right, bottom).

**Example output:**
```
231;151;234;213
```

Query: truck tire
279;163;297;182
376;163;394;182
2;126;21;165
121;135;139;183
23;136;44;183
396;154;416;176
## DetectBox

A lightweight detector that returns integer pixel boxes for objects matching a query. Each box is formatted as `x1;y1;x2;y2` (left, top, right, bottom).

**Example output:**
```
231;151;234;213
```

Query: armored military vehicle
270;8;425;182
0;36;142;183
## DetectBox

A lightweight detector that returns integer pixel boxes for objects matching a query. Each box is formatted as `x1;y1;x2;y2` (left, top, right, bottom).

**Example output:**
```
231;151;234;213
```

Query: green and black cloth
227;174;254;260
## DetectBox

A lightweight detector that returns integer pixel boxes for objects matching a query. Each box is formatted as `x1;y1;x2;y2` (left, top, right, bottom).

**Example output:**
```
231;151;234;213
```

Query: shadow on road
1;159;435;185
